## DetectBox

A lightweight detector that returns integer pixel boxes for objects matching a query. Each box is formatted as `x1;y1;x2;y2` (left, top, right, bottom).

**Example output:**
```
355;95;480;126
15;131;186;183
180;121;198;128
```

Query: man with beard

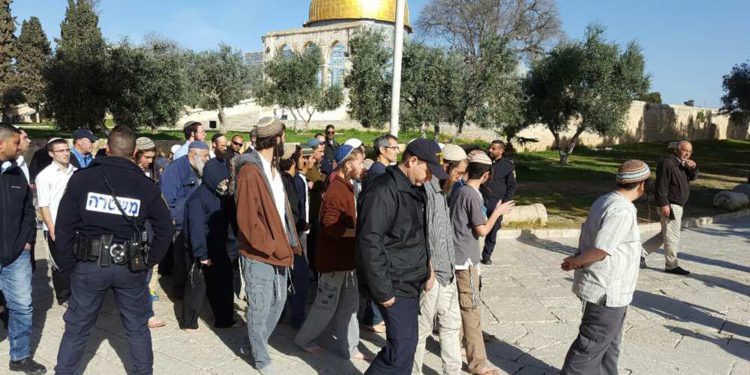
159;141;210;298
234;117;301;374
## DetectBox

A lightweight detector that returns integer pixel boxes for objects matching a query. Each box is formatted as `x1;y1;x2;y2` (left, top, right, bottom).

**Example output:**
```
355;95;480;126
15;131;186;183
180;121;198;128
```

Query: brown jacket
235;152;301;267
315;175;357;273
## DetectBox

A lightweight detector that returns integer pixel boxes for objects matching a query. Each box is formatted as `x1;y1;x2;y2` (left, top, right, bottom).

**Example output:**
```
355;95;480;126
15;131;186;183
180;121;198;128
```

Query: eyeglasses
232;142;244;147
53;148;71;153
326;131;335;135
385;146;400;151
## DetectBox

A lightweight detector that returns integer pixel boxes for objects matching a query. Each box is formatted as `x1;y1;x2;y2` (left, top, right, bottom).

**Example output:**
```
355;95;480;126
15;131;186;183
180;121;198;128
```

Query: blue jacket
0;163;36;266
160;156;200;230
184;159;230;261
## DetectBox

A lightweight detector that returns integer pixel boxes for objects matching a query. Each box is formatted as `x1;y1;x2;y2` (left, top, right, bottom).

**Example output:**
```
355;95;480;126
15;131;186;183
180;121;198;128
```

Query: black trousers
481;203;503;261
56;263;152;375
46;232;71;305
365;297;419;375
180;247;234;329
171;231;189;299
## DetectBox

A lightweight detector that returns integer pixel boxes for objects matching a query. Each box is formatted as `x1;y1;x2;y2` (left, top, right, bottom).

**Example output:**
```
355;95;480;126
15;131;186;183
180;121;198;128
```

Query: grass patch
511;139;750;228
18;123;749;229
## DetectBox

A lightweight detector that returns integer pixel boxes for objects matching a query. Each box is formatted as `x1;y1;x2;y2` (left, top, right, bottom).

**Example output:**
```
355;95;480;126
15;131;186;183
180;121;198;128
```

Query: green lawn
19;123;749;228
510;139;750;228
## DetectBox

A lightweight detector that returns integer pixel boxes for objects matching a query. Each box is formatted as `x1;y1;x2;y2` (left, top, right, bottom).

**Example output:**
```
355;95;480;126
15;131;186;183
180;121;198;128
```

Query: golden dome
307;0;410;28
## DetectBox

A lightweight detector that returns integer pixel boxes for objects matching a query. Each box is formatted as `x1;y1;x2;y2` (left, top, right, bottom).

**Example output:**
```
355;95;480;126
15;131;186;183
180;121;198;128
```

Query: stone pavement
1;217;748;374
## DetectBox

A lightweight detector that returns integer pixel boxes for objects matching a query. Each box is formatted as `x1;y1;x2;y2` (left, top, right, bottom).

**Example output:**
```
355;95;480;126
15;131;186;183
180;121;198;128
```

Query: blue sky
11;0;750;107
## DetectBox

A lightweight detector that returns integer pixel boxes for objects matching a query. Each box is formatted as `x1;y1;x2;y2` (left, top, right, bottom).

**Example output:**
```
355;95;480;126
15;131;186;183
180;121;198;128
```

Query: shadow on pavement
631;290;750;361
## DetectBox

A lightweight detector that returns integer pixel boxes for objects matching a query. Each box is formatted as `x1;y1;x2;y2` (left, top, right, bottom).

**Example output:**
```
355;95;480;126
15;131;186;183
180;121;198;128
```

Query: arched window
329;42;346;87
279;44;293;58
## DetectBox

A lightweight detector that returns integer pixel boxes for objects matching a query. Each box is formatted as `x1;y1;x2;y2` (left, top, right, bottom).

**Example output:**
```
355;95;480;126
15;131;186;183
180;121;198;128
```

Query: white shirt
297;172;310;235
572;192;641;307
36;162;77;230
259;154;287;233
172;140;191;160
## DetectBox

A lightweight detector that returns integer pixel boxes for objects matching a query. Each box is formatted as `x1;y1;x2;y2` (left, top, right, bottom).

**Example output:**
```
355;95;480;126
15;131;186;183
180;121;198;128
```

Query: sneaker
640;257;647;269
480;258;492;266
665;266;691;276
9;357;47;375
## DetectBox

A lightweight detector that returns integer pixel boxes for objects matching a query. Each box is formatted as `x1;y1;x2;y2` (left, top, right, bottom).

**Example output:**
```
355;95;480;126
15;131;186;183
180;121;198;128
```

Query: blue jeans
0;249;33;361
242;258;288;370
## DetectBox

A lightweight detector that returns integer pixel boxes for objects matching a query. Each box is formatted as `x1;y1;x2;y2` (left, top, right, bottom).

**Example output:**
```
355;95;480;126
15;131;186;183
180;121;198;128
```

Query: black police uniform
53;156;175;375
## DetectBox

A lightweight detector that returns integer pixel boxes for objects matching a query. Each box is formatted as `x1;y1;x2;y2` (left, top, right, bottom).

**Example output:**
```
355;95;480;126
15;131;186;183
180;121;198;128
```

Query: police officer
53;126;175;375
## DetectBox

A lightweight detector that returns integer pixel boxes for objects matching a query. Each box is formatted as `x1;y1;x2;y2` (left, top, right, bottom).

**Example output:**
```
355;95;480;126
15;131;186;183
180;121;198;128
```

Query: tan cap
281;144;296;160
256;117;284;138
442;144;467;162
136;137;156;151
468;151;492;165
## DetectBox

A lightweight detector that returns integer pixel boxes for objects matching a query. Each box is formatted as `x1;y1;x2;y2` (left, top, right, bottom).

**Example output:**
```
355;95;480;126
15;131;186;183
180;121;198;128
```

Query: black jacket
55;156;175;271
0;163;36;266
321;140;339;175
655;155;698;207
29;147;52;184
480;157;516;206
281;170;300;232
356;166;429;302
185;159;230;261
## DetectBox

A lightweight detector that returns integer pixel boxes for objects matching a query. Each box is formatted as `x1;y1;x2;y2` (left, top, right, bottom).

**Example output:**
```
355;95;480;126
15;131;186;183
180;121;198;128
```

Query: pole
389;0;406;138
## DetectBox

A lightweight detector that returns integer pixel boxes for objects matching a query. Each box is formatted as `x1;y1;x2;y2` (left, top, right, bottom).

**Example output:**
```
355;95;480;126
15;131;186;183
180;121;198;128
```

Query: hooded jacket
235;151;301;267
0;163;36;266
316;175;357;273
185;159;231;261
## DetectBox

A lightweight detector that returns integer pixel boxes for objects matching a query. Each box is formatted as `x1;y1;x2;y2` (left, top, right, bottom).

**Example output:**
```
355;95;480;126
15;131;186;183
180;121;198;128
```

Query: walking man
641;140;697;275
449;152;514;375
0;124;47;374
479;140;516;265
36;139;77;307
560;160;650;374
235;117;301;374
357;139;447;375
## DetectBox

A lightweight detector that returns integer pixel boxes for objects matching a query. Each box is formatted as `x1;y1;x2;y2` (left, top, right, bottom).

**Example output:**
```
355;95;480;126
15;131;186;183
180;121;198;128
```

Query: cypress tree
46;0;108;131
0;0;17;122
16;17;51;121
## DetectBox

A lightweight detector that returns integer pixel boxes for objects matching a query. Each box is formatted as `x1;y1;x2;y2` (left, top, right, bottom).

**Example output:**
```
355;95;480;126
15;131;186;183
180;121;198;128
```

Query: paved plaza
1;216;748;374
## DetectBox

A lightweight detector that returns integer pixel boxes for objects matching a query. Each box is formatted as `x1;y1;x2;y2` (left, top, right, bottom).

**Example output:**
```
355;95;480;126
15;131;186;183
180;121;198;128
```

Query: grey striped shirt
425;177;455;286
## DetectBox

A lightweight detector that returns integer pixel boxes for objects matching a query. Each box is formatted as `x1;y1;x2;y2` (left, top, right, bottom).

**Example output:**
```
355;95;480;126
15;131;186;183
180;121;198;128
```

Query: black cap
405;139;449;180
72;128;98;142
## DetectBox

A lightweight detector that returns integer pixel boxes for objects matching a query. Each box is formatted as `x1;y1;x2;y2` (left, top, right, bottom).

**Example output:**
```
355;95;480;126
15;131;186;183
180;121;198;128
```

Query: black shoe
9;357;47;375
665;266;691;276
0;307;8;329
480;258;492;266
640;257;647;269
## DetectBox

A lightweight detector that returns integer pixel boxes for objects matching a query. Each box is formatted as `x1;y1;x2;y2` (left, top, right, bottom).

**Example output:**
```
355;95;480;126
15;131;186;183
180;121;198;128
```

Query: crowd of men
0;118;700;375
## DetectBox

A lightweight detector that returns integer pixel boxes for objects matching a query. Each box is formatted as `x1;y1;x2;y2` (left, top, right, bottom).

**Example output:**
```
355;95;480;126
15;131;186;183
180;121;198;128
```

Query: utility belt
74;234;149;271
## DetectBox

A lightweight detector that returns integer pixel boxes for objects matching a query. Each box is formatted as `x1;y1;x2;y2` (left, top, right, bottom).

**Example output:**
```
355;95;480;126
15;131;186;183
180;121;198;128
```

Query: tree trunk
558;127;585;165
218;107;227;133
288;108;299;131
433;123;440;142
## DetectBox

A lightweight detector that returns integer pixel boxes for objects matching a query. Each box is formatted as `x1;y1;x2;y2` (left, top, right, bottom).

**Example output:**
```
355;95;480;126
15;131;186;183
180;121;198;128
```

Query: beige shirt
572;192;641;307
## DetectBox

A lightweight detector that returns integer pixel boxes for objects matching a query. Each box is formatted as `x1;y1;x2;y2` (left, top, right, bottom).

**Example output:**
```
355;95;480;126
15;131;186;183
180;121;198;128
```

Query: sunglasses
232;142;244;147
326;131;335;135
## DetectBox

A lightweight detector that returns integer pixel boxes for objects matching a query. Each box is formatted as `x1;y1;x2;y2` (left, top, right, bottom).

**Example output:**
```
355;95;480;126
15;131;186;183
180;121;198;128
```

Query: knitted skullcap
468;151;492;166
442;144;467;162
135;137;156;151
281;144;297;160
255;117;284;138
616;160;650;184
188;141;209;150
